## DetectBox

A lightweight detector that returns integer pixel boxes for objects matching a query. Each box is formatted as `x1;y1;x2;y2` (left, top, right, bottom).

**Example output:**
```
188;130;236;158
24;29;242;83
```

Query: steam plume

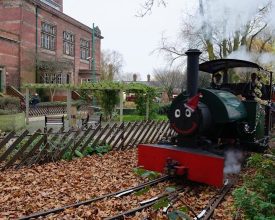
223;149;244;175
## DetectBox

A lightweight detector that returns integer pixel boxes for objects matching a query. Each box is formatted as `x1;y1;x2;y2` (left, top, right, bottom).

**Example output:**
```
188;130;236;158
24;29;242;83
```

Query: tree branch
136;0;167;17
249;23;268;51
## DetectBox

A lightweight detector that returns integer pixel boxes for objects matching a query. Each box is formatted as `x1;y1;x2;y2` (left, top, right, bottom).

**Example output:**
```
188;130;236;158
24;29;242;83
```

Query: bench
45;115;65;129
82;114;102;129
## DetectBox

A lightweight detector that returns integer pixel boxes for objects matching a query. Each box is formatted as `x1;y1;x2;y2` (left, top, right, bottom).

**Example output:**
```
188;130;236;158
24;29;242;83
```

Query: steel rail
19;175;170;220
195;179;234;220
102;179;234;220
104;188;184;220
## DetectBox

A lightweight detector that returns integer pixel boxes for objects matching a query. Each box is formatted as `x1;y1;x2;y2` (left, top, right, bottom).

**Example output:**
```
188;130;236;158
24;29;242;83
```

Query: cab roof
199;59;263;74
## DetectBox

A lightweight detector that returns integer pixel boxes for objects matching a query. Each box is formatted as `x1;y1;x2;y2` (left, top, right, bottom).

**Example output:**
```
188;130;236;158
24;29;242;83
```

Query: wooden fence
0;121;175;171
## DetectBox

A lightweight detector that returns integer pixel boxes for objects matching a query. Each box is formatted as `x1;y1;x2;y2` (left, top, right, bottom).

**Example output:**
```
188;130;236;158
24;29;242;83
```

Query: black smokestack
185;49;202;97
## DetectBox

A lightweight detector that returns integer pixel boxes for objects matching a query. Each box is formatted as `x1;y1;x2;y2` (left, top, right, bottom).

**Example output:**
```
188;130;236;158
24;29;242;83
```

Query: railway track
19;175;170;220
19;177;234;220
196;179;234;220
104;187;185;220
104;179;234;220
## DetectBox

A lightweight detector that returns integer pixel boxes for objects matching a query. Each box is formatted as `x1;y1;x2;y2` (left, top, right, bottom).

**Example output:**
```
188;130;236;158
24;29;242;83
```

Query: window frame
41;22;56;51
80;38;90;60
63;31;75;57
42;73;70;84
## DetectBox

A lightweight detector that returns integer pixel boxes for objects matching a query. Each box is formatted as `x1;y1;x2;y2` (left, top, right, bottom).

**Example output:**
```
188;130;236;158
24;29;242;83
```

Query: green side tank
199;89;247;123
199;89;266;147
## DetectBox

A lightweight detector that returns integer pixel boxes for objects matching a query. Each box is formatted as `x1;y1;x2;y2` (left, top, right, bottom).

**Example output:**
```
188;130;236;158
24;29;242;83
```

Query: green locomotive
138;49;272;187
168;52;272;151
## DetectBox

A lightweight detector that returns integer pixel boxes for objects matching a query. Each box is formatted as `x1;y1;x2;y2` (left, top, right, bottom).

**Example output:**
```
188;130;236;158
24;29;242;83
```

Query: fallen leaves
0;149;237;219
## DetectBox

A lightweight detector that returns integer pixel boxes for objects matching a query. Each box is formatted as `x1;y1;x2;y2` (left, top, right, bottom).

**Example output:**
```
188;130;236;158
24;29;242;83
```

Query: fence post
119;90;123;123
67;88;72;127
121;122;124;149
26;88;30;124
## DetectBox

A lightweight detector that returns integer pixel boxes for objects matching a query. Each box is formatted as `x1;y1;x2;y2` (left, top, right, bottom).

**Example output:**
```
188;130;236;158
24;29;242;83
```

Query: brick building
0;0;103;94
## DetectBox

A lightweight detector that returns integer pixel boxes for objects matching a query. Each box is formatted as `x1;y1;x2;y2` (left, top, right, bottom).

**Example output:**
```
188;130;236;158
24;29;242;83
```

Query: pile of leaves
0;149;142;219
0;148;238;219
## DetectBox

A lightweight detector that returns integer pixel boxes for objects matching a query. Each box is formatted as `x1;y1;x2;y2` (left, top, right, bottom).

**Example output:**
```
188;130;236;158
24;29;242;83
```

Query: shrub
95;90;119;120
36;100;86;108
233;153;275;219
158;103;171;115
135;90;159;119
0;95;21;113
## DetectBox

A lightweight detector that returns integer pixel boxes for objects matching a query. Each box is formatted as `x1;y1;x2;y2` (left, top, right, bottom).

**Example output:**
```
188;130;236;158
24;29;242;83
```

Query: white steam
227;46;255;62
223;149;244;175
227;46;275;68
196;0;274;40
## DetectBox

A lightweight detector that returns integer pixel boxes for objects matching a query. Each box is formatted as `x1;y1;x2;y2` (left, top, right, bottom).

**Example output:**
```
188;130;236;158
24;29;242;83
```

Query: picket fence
0;121;174;171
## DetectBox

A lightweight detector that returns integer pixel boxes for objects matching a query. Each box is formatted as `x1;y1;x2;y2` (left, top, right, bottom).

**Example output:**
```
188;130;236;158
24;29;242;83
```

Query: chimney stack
185;49;202;97
147;74;150;82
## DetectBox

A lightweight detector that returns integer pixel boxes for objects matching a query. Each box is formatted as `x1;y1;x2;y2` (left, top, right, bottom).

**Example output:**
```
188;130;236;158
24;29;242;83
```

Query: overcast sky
63;0;193;80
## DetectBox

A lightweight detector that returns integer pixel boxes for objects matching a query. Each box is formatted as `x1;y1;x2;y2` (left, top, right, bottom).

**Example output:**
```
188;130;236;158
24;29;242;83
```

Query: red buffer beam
138;144;224;187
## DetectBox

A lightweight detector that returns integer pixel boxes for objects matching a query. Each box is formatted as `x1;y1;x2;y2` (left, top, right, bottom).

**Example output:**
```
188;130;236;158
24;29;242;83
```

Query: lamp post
92;23;96;83
91;23;96;107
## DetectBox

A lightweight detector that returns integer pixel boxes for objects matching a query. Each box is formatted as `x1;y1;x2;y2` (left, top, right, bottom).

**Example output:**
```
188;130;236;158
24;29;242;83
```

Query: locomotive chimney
185;49;202;97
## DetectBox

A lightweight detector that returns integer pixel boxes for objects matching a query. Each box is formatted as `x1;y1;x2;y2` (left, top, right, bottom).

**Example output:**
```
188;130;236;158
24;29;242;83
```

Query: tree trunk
50;89;56;102
233;31;240;51
222;39;227;58
206;40;216;60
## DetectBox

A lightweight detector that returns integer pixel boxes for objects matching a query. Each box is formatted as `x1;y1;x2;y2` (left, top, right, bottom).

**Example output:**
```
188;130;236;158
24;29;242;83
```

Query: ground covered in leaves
0;149;237;219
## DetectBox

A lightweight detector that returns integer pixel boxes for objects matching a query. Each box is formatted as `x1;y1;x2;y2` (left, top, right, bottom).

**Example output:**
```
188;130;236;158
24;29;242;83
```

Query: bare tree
153;68;185;100
137;0;167;17
100;50;124;81
157;1;274;66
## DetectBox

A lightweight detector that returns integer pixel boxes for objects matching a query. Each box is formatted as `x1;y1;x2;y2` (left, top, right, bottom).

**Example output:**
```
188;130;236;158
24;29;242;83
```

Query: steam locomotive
138;49;273;187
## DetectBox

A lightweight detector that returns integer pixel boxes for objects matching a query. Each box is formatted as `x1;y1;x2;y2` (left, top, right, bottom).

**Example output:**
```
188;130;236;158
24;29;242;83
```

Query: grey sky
63;0;191;80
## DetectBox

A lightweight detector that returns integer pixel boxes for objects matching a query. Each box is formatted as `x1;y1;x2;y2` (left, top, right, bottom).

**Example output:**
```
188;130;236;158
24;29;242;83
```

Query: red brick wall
0;0;21;89
0;0;102;91
0;37;20;88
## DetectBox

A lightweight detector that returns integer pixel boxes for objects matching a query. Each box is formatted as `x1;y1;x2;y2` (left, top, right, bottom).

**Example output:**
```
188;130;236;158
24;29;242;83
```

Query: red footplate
138;144;224;187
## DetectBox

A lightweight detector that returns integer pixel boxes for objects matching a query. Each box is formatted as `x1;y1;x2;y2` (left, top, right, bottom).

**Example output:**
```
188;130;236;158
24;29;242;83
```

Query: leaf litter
0;148;237;219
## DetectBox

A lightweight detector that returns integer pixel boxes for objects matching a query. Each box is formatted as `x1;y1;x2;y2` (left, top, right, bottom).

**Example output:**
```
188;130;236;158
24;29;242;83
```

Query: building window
63;31;74;56
41;22;56;51
42;73;69;84
80;39;90;60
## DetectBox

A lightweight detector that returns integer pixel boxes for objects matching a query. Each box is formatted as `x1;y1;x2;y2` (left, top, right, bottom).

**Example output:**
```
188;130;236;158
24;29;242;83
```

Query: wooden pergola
24;82;156;125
